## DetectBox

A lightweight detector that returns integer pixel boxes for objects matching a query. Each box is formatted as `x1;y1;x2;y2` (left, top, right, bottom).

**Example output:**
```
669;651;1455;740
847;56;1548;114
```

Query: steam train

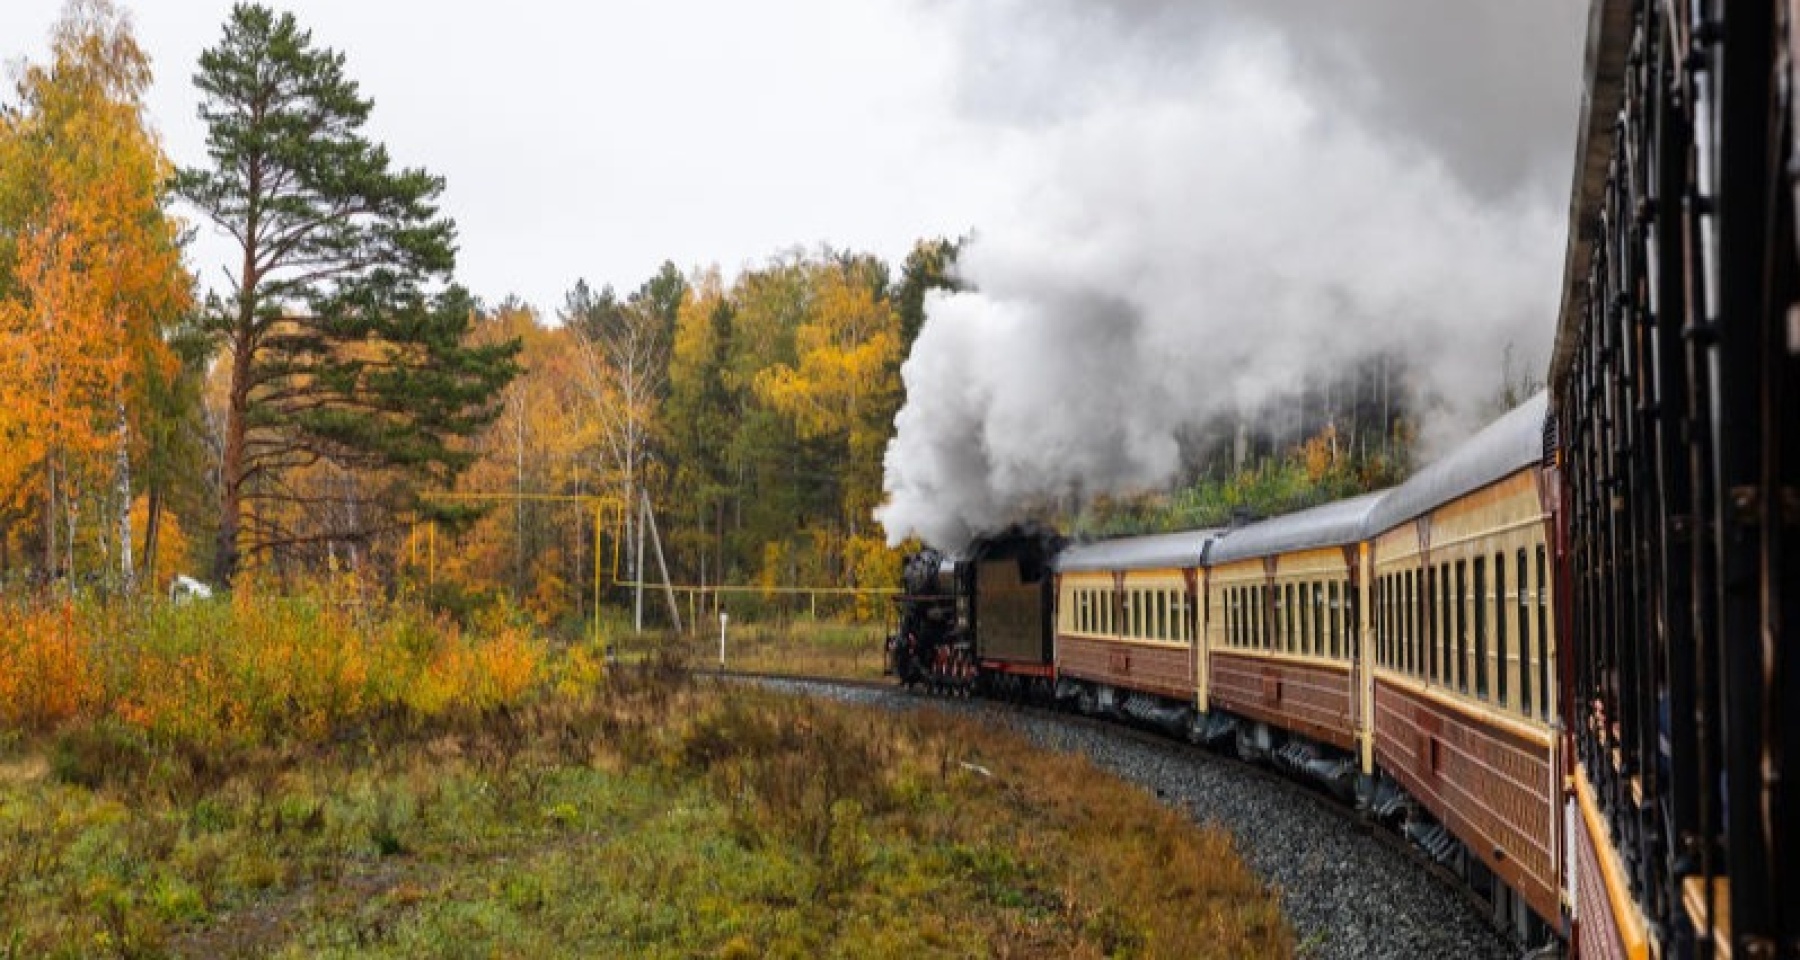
889;3;1798;956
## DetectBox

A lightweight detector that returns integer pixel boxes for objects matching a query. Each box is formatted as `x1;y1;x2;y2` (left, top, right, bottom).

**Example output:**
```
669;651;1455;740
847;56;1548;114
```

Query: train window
1235;588;1244;647
1382;575;1394;667
1379;574;1389;670
1536;544;1549;720
1248;586;1258;649
1383;576;1394;666
1495;553;1509;708
1245;587;1254;648
1390;575;1400;667
1387;576;1397;667
1474;557;1488;700
1374;576;1385;666
1157;591;1169;641
1284;583;1296;654
1328;581;1341;659
1439;564;1452;686
1517;550;1530;715
1310;582;1321;658
1426;566;1438;682
1262;585;1271;651
1273;584;1283;651
1455;560;1469;694
1300;582;1313;656
1404;570;1416;676
1345;579;1358;661
1224;589;1233;646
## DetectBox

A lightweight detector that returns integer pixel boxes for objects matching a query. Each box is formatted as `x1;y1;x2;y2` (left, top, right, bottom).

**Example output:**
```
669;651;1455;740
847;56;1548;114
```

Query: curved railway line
701;668;1519;960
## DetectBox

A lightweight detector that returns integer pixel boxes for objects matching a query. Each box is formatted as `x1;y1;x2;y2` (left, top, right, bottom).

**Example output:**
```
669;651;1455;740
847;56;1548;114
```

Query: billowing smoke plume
877;1;1585;549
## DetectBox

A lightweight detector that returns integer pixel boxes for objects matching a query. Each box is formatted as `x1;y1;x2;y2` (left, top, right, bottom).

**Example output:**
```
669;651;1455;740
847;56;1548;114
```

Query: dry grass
621;619;889;681
0;599;1288;958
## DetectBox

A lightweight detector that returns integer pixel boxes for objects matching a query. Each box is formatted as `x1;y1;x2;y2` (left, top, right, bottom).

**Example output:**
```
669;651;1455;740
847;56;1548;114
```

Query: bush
5;577;546;751
49;717;151;789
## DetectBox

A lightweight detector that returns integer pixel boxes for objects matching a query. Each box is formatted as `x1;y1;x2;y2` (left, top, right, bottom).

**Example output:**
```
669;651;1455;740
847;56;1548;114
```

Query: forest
0;1;973;630
0;0;1454;635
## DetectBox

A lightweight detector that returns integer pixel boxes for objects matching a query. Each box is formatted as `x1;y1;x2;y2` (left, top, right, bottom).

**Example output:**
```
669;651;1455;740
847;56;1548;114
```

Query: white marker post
718;611;729;668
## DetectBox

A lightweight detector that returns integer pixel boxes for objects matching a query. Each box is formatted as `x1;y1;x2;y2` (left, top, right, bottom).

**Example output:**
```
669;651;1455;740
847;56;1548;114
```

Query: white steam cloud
877;2;1584;549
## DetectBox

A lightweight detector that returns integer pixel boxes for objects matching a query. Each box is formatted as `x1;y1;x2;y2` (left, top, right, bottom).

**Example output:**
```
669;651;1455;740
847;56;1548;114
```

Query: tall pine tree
177;3;518;583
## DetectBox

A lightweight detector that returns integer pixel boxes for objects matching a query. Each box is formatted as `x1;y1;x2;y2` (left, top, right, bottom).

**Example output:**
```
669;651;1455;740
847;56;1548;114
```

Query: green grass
616;619;891;681
0;662;1289;959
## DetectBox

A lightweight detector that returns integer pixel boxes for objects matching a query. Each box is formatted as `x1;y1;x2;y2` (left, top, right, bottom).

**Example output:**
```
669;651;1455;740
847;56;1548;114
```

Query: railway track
696;668;1520;960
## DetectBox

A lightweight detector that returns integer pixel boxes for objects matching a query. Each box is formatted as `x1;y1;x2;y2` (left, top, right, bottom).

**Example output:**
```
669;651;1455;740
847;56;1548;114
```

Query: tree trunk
214;290;255;585
42;457;57;578
143;485;162;591
115;401;135;593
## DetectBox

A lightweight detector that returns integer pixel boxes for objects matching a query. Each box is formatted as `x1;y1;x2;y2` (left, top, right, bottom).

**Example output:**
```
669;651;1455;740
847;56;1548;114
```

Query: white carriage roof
1054;528;1223;573
1205;489;1392;565
1364;391;1549;535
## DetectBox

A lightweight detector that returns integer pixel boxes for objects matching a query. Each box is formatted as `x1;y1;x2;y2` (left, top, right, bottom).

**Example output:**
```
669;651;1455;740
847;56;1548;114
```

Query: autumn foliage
0;580;545;745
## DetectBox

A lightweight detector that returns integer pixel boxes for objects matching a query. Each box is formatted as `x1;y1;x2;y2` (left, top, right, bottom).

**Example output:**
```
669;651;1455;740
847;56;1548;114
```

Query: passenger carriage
1362;392;1561;938
1052;531;1215;728
1203;492;1384;770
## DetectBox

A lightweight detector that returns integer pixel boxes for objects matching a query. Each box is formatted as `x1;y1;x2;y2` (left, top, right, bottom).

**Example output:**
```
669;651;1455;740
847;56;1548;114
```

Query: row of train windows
1070;587;1193;643
1374;545;1551;720
1221;580;1358;662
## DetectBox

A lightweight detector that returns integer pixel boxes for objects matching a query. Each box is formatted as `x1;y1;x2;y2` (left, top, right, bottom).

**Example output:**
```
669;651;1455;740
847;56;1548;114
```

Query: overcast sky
3;1;1586;320
3;0;1000;314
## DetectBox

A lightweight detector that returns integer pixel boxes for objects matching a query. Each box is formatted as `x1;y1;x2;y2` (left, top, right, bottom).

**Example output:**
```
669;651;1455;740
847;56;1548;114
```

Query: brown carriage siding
1056;634;1194;701
1373;677;1558;922
1210;651;1356;751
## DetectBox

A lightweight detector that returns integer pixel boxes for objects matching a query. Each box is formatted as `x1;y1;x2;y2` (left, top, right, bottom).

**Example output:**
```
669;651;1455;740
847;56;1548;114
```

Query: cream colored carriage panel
1059;571;1114;638
1371;468;1556;725
1423;471;1544;551
1207;558;1266;653
1120;569;1192;644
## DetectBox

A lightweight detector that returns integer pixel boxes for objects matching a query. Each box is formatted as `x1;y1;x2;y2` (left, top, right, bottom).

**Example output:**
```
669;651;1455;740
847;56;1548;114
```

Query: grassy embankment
0;585;1290;958
621;618;889;681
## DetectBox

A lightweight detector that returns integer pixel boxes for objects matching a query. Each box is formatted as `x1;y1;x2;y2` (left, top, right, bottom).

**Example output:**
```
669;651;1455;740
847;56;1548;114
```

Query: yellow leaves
0;584;545;747
1300;423;1340;482
752;266;901;442
0;0;190;539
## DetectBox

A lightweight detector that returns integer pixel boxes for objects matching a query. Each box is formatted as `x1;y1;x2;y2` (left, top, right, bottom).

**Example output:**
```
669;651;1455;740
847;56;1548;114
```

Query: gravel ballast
749;678;1516;960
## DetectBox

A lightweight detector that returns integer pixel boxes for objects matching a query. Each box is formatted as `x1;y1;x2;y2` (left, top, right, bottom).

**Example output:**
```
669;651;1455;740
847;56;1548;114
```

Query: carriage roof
1054;528;1223;573
1206;489;1391;565
1365;391;1548;535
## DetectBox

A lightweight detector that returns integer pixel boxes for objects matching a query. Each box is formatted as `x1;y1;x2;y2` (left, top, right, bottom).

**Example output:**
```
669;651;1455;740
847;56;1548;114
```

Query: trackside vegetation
0;589;1289;959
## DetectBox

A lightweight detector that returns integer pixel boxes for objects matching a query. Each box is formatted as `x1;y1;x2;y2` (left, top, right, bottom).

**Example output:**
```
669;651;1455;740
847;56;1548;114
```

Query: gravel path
746;678;1516;960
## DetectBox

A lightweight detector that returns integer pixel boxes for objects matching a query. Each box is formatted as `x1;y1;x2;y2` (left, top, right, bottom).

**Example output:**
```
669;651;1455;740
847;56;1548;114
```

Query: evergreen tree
895;237;962;352
177;3;518;583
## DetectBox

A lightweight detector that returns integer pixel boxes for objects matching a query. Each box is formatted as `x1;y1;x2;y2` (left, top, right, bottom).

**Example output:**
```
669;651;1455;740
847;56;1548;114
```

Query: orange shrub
2;579;549;746
0;601;101;729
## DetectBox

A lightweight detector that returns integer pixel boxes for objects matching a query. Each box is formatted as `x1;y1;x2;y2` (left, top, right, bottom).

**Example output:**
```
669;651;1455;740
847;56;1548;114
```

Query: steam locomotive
889;3;1799;956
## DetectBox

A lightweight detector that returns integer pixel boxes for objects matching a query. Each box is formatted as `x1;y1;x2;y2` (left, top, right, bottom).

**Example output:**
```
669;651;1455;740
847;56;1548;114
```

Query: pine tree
176;3;518;582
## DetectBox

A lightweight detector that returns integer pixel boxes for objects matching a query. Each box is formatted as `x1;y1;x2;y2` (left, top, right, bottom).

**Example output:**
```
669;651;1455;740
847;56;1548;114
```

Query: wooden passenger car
1363;393;1561;927
1204;493;1384;753
1052;531;1215;704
